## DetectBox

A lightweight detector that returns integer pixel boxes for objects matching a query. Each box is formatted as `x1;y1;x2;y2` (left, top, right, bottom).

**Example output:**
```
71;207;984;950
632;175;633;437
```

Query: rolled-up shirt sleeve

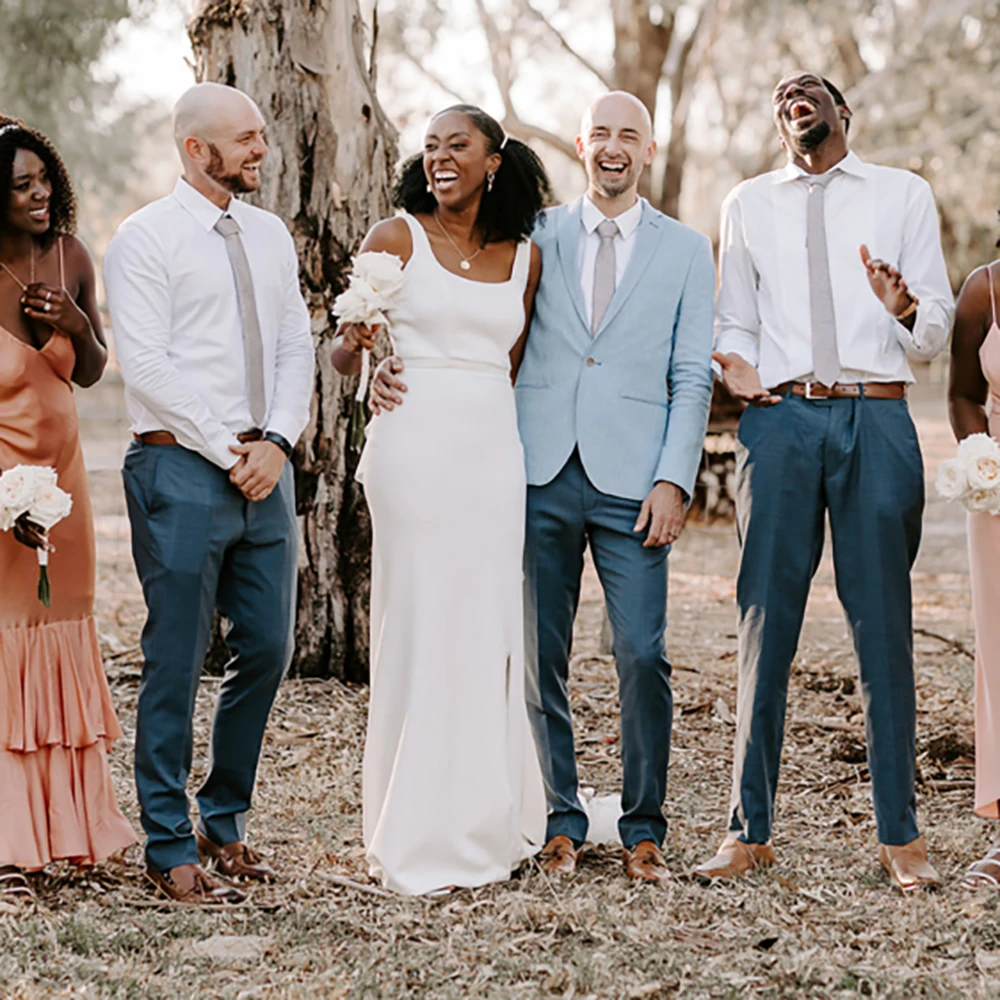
266;226;315;447
713;190;761;370
104;223;242;469
892;177;954;361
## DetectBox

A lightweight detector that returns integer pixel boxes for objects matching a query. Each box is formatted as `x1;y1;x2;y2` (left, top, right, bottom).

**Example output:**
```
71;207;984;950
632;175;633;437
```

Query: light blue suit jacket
515;198;715;503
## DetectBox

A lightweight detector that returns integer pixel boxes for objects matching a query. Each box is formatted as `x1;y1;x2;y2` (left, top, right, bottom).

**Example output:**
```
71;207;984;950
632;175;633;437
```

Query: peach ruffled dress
0;244;136;869
970;261;1000;819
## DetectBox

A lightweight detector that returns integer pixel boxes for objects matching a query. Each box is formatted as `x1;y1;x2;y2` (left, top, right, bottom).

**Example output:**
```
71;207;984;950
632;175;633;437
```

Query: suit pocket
620;393;667;408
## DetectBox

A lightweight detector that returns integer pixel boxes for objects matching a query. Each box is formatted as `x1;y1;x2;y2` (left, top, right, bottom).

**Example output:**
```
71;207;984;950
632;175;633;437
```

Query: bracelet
264;431;293;458
895;299;918;322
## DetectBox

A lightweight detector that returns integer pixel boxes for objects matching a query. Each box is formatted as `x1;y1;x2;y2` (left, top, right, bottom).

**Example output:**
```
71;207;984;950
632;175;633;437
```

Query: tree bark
188;0;398;681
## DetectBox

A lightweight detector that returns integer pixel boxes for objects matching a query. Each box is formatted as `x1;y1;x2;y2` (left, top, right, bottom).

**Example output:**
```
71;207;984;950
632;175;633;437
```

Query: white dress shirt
578;195;643;329
714;151;953;387
104;178;315;469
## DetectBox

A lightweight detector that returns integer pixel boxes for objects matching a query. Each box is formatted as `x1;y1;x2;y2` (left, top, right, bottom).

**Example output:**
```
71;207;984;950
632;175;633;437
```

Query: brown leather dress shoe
623;840;670;882
146;863;246;905
196;829;277;883
879;835;941;893
693;836;776;880
538;835;583;875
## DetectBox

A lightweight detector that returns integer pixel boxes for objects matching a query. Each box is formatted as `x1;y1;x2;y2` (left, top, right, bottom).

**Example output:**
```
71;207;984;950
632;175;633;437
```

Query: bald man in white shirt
104;83;315;904
696;73;953;892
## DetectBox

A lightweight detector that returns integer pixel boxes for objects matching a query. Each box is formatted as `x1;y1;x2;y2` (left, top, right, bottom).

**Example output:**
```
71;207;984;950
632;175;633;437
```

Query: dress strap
511;240;531;291
58;237;65;290
989;261;998;329
402;212;431;260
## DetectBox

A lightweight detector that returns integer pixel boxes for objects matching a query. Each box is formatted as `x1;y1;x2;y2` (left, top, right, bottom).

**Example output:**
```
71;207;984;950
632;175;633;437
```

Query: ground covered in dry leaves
3;377;999;999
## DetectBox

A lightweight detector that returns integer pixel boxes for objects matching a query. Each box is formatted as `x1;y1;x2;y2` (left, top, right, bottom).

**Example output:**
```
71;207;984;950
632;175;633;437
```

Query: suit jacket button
585;357;596;367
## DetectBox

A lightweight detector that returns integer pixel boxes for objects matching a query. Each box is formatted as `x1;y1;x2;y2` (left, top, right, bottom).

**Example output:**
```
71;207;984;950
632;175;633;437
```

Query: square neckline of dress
405;213;524;287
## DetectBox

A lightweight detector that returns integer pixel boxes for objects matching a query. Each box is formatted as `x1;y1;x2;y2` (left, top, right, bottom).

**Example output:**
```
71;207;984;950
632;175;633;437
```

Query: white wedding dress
356;213;546;895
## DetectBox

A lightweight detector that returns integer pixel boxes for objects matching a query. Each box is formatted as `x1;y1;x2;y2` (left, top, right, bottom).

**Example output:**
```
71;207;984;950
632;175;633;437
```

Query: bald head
172;83;264;156
580;92;653;144
576;91;656;206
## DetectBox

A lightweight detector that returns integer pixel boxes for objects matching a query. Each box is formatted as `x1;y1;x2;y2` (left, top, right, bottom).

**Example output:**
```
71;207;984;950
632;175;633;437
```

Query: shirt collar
172;176;246;231
581;194;643;238
774;149;868;185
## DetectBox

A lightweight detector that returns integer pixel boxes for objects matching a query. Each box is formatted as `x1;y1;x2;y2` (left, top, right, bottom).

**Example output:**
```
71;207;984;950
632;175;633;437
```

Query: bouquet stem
37;547;50;608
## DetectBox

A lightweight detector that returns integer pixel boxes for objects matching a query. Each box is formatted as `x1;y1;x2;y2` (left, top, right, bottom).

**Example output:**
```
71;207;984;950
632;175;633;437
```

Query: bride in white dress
332;105;551;895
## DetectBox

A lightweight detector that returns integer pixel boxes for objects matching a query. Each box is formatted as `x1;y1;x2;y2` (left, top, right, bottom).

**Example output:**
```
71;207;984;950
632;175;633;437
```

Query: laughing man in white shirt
696;73;953;892
104;83;315;905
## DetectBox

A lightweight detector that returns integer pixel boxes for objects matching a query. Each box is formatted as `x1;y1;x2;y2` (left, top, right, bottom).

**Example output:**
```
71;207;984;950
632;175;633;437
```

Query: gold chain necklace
0;242;35;291
433;210;484;271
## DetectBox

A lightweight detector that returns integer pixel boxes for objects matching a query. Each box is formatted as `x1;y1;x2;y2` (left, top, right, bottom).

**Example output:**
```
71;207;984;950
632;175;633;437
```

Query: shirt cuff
265;413;305;451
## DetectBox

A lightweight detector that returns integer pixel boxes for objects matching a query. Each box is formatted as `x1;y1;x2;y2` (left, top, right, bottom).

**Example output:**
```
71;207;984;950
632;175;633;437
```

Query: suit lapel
555;199;589;334
594;200;666;338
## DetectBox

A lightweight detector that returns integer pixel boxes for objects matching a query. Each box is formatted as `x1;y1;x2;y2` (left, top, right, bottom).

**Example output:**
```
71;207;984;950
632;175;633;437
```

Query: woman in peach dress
0;117;135;905
948;236;1000;887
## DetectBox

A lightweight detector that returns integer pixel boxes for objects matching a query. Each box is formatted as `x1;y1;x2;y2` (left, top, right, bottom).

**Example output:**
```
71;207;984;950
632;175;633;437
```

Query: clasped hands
229;440;285;502
714;244;919;407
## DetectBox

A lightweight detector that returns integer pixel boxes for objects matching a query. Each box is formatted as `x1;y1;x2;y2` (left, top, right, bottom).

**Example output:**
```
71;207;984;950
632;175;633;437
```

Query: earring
426;183;432;193
486;172;495;193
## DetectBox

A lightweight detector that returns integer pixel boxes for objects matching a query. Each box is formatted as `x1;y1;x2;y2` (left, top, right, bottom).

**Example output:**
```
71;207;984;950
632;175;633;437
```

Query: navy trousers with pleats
728;391;924;847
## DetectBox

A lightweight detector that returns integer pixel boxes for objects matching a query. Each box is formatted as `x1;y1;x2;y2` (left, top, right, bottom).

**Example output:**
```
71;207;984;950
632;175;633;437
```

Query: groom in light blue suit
518;93;713;881
372;92;714;881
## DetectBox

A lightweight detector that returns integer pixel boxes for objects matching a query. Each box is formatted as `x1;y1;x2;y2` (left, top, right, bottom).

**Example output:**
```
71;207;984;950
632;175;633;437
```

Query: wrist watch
264;431;293;458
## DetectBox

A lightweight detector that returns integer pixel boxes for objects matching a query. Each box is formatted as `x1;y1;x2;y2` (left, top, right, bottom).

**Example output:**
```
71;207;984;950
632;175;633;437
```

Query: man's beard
591;159;636;198
206;142;257;193
795;120;831;152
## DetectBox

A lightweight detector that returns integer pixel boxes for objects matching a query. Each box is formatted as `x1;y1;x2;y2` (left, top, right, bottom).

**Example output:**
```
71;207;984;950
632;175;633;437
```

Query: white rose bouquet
0;464;73;606
332;251;406;451
936;433;1000;515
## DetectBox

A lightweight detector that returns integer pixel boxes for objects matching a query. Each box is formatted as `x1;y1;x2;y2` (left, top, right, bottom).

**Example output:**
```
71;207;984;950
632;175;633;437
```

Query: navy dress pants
525;450;672;849
122;441;297;872
729;392;923;847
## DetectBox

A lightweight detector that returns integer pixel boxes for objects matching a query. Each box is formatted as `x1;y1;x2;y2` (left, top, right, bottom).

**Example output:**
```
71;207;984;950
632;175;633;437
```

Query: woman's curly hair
0;116;76;248
392;104;551;245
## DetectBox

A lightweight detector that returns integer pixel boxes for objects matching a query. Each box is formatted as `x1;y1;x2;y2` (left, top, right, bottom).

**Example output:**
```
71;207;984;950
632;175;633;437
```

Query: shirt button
585;357;596;367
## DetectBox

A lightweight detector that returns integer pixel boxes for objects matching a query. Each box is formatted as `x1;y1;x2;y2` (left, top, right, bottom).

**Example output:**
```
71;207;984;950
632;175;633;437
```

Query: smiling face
5;148;52;237
422;110;500;209
576;93;655;202
772;73;850;154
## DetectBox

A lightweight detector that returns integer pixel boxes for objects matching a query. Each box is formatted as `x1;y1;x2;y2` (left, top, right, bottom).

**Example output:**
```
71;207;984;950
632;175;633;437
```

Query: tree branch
864;106;993;165
522;1;614;89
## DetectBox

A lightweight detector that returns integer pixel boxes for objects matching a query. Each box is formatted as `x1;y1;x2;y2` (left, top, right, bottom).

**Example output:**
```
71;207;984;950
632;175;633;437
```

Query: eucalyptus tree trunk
189;0;397;681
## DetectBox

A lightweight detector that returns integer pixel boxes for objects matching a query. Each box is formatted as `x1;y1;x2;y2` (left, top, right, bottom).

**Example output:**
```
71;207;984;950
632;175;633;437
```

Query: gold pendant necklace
433;210;484;271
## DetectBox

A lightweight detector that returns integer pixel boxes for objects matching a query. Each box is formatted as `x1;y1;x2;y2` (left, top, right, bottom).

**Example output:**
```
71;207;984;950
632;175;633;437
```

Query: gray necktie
591;218;619;334
804;172;841;387
215;214;267;427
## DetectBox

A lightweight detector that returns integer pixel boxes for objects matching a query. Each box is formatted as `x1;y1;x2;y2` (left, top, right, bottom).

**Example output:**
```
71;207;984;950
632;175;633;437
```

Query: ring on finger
45;290;51;302
43;302;51;313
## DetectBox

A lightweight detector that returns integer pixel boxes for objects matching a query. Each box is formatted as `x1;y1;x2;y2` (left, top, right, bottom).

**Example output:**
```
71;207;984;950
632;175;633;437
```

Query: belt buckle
803;381;820;400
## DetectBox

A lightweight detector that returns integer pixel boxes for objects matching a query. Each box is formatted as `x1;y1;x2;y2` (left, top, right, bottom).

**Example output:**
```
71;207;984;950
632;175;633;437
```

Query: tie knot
215;214;239;238
804;170;838;191
597;218;619;241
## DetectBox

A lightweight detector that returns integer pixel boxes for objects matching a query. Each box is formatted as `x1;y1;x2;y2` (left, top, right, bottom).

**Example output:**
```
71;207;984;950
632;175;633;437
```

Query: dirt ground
3;368;999;1000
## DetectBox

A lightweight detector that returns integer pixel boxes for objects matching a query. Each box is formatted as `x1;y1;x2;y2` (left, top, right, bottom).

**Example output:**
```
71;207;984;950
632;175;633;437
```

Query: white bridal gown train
357;213;546;895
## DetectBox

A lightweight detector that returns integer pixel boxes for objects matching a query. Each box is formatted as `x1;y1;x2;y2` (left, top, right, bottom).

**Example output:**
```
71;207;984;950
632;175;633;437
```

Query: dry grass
2;380;998;999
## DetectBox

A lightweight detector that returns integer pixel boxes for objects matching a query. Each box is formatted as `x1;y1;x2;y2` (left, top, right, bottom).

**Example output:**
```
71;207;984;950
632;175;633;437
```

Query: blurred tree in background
0;0;157;241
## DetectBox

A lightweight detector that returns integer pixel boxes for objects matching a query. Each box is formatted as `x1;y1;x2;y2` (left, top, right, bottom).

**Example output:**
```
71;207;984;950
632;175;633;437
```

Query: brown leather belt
135;429;263;446
773;381;907;401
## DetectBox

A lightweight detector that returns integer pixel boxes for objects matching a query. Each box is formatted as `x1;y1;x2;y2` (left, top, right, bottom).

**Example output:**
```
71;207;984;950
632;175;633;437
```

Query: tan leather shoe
878;835;941;893
196;829;277;883
146;864;246;905
538;835;583;875
693;836;776;880
623;840;670;882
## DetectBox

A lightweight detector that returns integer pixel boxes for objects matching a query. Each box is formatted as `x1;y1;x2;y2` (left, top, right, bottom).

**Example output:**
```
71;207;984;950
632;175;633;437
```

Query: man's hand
859;244;917;319
712;351;782;406
634;481;686;548
370;356;408;415
229;440;286;502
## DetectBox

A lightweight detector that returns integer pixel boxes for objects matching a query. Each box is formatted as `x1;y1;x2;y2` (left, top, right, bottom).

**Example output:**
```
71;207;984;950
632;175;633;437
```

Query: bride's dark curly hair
0;116;76;249
392;105;551;244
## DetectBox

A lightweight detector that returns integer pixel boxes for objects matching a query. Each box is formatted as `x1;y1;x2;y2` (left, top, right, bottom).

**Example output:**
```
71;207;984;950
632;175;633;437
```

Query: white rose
28;484;73;531
0;505;15;532
0;465;57;519
352;251;406;298
935;458;968;500
969;452;1000;491
333;281;388;328
966;488;998;514
957;433;1000;465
